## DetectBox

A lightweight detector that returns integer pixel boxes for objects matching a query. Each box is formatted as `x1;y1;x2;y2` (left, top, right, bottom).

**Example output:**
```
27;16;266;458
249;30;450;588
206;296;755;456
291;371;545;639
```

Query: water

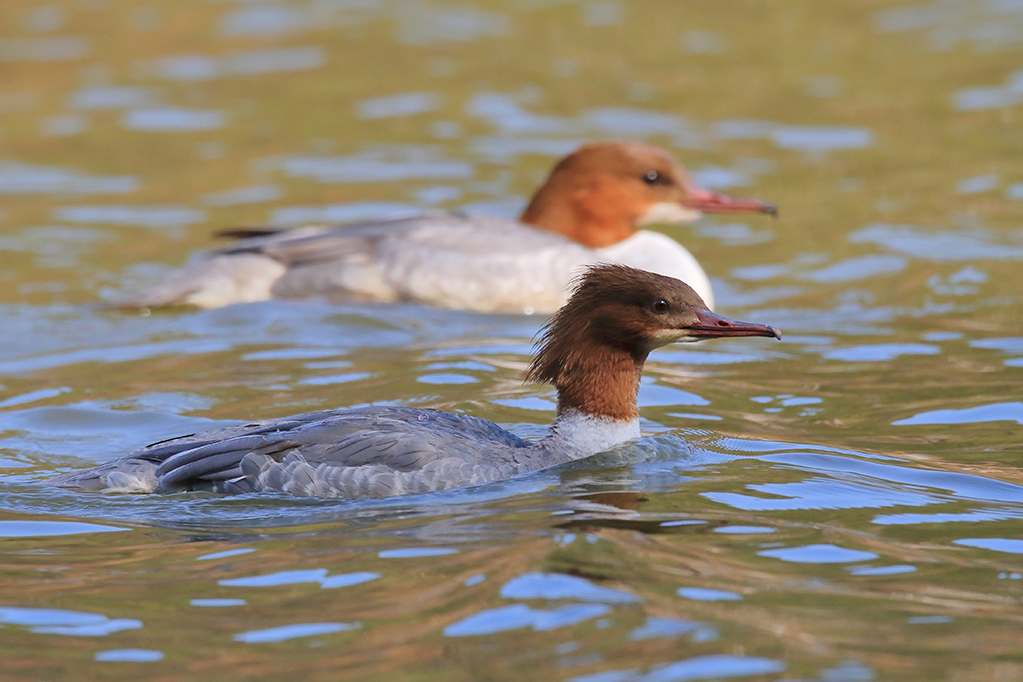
1;0;1022;679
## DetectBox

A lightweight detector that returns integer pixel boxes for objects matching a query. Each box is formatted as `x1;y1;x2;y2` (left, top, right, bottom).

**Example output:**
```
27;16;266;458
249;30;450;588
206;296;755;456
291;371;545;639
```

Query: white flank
102;471;157;493
182;254;286;308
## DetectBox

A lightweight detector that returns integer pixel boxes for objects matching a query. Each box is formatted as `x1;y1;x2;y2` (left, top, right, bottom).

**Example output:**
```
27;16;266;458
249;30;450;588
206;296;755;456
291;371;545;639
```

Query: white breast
545;409;641;458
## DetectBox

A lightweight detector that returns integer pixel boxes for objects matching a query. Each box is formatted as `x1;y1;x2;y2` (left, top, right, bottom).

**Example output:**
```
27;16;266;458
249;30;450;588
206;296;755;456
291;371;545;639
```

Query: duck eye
651;299;669;314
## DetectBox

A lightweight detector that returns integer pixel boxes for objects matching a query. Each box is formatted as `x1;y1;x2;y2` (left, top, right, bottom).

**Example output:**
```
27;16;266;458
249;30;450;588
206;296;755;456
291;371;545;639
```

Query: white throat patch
646;328;699;348
548;409;640;458
637;202;702;226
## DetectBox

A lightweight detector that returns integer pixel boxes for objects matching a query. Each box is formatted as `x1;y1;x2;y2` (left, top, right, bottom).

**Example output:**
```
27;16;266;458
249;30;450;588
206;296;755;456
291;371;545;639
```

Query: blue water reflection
876;0;1023;51
847;565;916;576
799;255;907;283
713;526;775;534
394;5;509;46
713;120;875;152
705;478;938;512
501;573;641;604
954;70;1023;110
201;184;282;207
220;569;380;589
193;549;249;564
470;136;583;162
0;606;141;636
0;226;110;268
956;175;1000;194
0;400;235;463
568;654;785;682
636;378;708;408
94;649;164;662
894;402;1023;426
192;599;246;608
69;86;154;109
874;509;1023;525
694;222;773;246
357;92;441;119
234;622;358;643
123;108;227;132
772;126;873;152
0;163;137;195
0;520;127;537
758;544;878;564
822;343;938;362
953;538;1023;554
53;205;207;228
417;373;479;385
721;449;1023;502
676;587;742;602
445;603;611;637
153;46;327;80
970;337;1023;353
220;6;295;35
379;547;457;558
850;224;1023;261
275;153;473;183
629;617;716;643
651;348;768;366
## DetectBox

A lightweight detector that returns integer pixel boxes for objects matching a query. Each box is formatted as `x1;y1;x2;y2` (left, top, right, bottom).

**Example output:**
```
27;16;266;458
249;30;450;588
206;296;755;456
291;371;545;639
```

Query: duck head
520;142;777;248
527;264;780;421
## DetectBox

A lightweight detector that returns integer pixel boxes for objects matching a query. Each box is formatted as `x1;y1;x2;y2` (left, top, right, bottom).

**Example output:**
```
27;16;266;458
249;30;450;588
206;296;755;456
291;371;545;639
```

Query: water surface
1;1;1022;680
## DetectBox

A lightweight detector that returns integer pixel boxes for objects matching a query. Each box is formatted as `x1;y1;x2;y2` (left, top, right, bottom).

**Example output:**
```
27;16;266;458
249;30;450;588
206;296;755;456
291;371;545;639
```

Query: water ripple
0;606;141;637
234;622;359;643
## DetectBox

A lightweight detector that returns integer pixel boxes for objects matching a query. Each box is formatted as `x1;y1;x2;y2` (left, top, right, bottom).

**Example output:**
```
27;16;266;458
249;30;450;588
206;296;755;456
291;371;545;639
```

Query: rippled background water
1;0;1022;679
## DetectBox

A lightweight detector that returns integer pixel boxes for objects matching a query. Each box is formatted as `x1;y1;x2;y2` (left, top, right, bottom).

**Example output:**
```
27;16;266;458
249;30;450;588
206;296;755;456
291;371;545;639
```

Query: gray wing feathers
155;437;301;492
238;229;378;266
50;407;538;499
49;459;160;493
231;451;520;499
117;212;588;310
317;430;440;469
157;435;278;473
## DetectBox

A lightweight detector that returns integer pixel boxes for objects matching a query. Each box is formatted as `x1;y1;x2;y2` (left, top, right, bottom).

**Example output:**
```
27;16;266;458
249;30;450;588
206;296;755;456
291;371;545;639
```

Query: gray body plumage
49;406;587;499
117;211;715;313
119;213;598;313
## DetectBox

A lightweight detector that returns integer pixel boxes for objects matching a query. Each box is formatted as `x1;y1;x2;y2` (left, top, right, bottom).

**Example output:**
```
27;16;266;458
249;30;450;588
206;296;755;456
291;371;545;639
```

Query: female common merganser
54;264;780;498
122;142;775;313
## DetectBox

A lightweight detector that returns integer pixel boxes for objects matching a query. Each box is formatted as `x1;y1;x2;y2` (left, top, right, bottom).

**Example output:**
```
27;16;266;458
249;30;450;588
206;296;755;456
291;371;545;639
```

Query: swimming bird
121;142;776;313
53;264;780;499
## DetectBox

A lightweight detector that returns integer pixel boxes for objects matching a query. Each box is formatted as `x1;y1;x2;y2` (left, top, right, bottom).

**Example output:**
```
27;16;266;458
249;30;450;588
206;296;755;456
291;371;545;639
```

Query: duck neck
520;176;639;248
544;344;645;457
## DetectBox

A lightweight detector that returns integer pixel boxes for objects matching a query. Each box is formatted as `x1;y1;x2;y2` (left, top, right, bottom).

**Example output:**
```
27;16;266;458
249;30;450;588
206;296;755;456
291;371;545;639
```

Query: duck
53;264;780;498
121;142;776;314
